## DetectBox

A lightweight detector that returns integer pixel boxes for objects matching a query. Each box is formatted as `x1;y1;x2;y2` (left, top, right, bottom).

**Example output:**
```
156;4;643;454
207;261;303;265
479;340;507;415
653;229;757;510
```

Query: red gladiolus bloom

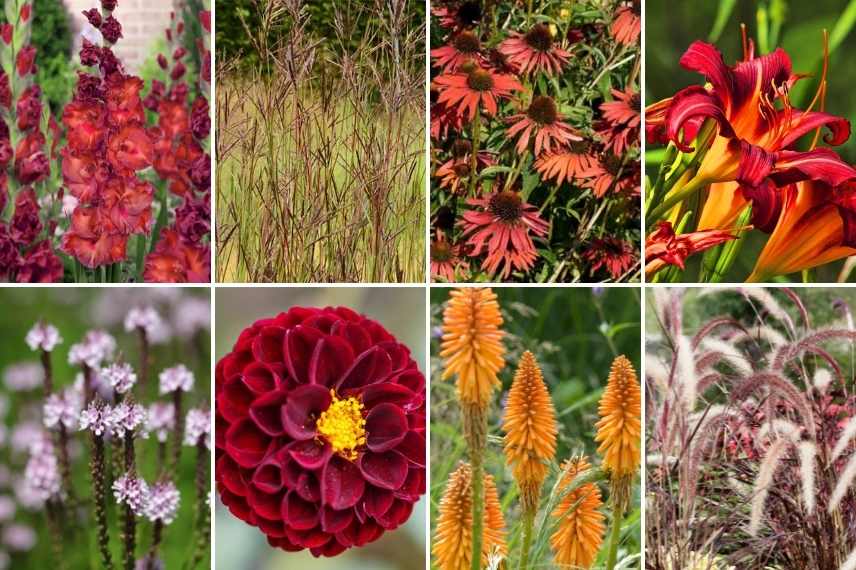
645;221;742;278
16;85;42;132
19;3;30;23
16;45;36;76
434;66;523;121
431;31;483;72
158;99;191;139
582;237;636;280
610;0;640;46
0;25;11;46
143;229;209;283
459;190;549;278
498;23;570;77
14;132;49;184
430;230;465;282
506;95;581;156
106;76;146;127
16;240;63;283
0;225;20;275
61;150;106;202
215;306;426;556
63;101;107;152
9;187;41;245
107;125;154;172
102;176;154;234
533;140;599;185
61;206;127;268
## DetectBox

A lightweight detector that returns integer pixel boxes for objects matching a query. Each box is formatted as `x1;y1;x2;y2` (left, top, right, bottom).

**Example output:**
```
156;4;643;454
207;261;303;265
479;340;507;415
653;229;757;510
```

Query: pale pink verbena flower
183;408;211;448
124;306;163;336
10;421;44;453
144;403;175;443
22;439;61;502
2;524;35;551
43;389;83;430
68;330;117;369
0;496;15;522
174;297;210;338
100;362;137;394
144;480;180;524
3;363;43;391
113;473;150;516
25;322;62;352
79;402;113;437
109;402;147;438
159;364;194;394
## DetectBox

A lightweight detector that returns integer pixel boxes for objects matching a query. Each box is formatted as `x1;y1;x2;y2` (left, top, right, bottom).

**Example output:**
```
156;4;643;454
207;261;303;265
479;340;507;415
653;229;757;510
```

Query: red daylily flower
215;306;426;556
498;23;570;76
434;66;523;121
644;221;743;278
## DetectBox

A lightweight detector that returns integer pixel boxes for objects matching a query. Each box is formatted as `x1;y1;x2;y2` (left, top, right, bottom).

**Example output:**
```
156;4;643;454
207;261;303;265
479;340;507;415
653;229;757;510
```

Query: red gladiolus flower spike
215;307;426;557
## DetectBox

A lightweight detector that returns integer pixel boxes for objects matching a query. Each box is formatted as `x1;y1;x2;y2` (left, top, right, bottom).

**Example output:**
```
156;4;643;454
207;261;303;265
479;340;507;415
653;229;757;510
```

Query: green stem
646;176;710;229
468;108;481;196
605;503;624;570
518;510;535;570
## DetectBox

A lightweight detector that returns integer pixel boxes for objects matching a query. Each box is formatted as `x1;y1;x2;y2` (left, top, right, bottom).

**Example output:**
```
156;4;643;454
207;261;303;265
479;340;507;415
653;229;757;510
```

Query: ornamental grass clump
646;287;856;569
433;287;641;570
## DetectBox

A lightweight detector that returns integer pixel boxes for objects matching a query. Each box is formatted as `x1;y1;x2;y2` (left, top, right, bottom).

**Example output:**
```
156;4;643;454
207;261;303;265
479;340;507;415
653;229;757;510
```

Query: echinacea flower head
498;23;570;76
215;306;426;557
144;402;175;442
534;139;599;186
610;0;641;46
183;407;210;448
101;362;137;394
25;322;61;353
432;462;507;570
124;306;163;336
549;456;605;569
600;88;640;130
434;66;523;121
109;401;147;438
459;190;550;279
432;31;483;73
435;150;495;195
113;472;150;516
506;95;582;156
159;364;194;394
79;401;113;437
68;330;117;369
582;153;635;198
595;355;640;509
502;351;557;512
645;221;743;278
582;236;637;280
431;230;465;283
144;480;180;525
440;288;505;409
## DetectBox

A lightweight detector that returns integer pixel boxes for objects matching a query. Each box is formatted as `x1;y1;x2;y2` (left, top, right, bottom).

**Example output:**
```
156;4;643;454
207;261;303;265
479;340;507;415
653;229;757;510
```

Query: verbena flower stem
137;328;150;393
123;434;136;570
91;434;114;570
605;498;624;570
191;441;210;569
171;390;184;470
518;510;535;570
147;521;163;570
45;499;67;570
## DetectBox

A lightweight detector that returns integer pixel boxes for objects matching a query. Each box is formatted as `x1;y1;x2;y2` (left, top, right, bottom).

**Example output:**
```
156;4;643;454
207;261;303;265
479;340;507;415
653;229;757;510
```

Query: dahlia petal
365;403;409;452
361;319;395;343
281;384;331;441
218;455;249;496
394;369;426;395
363;486;395;519
242;362;282;394
288;439;332;470
283;325;325;384
358;450;408;490
256;517;287;538
308;336;355;387
219;487;253;523
376;499;412;530
248;390;287;436
320;506;354;534
395;467;425;501
355;520;383;546
252;326;286;363
221;350;252;381
225;417;273;468
312;539;348;557
361;383;418;410
218;375;255;422
302;313;339;334
251;456;285;494
331;321;373;355
336;346;393;391
267;534;302;552
215;416;228;450
282;491;320;531
293;471;321;503
377;341;411;372
321;455;366;510
396;431;426;466
247;485;284;521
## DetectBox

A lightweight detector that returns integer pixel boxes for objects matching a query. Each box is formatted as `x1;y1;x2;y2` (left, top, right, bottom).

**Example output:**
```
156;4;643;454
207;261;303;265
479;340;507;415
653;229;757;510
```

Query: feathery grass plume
833;416;856;460
665;549;736;570
813;368;834;393
700;338;753;376
440;287;506;409
798;441;817;515
675;335;698;411
502;350;557;512
596;355;641;505
842;545;856;570
829;453;856;511
549;456;605;569
749;438;789;536
432;463;507;570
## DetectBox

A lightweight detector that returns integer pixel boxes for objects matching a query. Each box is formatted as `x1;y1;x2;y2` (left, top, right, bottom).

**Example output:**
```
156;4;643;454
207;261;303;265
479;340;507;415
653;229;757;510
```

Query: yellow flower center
316;390;366;461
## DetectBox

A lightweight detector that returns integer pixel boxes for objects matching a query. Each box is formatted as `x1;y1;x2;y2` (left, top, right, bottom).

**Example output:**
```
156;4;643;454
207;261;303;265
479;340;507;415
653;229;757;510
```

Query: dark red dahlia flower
215;307;426;557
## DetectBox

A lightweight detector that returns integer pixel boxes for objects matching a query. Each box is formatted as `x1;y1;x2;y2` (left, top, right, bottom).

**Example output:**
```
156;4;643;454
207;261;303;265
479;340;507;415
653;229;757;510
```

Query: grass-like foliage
216;0;426;283
430;287;641;569
647;287;856;569
0;288;211;568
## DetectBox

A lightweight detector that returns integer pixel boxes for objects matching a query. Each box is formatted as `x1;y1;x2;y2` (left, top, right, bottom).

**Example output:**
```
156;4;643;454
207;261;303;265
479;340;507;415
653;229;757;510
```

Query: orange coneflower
534;140;599;186
440;287;505;409
582;153;635;198
610;0;641;46
550;456;605;569
506;95;582;156
431;230;467;282
601;88;640;131
582;236;637;281
434;65;523;121
433;462;508;570
435;142;496;195
432;31;484;73
502;351;557;512
595;355;641;510
498;23;570;77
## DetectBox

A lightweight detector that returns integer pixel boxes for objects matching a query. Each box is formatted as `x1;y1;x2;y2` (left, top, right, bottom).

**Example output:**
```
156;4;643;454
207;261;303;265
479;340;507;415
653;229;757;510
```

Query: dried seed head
466;68;494;92
488;191;523;222
524;23;554;52
550;456;605;569
527;95;558;125
453;31;481;54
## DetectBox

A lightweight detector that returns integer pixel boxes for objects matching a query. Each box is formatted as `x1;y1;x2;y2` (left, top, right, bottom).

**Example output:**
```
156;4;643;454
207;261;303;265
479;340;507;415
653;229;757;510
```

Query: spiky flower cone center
525;23;554;52
489;191;523;222
628;92;641;111
466;68;494;92
453;31;481;54
602;153;623;176
569;139;592;154
630;0;641;16
527;95;558;125
452;162;471;177
431;240;454;263
316;390;366;461
452;138;473;158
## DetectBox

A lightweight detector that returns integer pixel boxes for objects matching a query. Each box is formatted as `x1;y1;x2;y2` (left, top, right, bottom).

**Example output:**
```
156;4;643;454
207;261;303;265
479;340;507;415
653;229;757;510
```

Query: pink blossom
144;480;180;524
2;524;35;551
2;363;41;391
79;401;113;436
25;322;61;352
68;330;117;368
113;472;149;516
158;364;193;394
100;362;137;394
124;306;163;336
143;402;174;442
109;401;147;437
43;388;82;430
183;408;210;448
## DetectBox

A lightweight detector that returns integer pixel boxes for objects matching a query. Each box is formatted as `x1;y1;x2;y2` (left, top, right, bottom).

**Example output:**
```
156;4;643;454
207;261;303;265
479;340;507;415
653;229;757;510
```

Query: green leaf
709;0;738;42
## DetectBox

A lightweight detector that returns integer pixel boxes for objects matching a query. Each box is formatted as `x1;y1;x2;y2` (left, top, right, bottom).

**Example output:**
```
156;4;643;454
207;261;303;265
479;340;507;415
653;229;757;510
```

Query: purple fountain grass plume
812;368;834;395
833;416;856;461
750;437;790;536
697;338;754;377
676;334;698;412
842;545;856;570
780;288;810;329
739;288;797;337
798;441;817;515
829;453;856;512
691;317;752;350
730;372;816;439
772;329;856;371
652;288;685;341
729;325;788;348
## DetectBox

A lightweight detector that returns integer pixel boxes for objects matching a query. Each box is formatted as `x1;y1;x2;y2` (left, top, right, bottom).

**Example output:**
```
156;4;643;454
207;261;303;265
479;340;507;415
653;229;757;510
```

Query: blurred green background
429;286;642;569
646;0;856;282
0;287;210;569
215;287;427;570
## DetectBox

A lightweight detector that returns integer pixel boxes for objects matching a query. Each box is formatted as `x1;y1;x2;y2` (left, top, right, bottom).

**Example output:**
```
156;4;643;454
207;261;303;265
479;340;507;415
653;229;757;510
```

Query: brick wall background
62;0;174;72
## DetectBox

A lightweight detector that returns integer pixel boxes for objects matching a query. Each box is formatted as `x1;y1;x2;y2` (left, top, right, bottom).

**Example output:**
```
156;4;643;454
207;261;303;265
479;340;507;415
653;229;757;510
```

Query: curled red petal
248;390;287;436
225;417;273;468
282;491;320;531
665;86;733;152
281;384;331;441
358;451;408;491
365;403;408;452
321;455;365;510
288;439;332;470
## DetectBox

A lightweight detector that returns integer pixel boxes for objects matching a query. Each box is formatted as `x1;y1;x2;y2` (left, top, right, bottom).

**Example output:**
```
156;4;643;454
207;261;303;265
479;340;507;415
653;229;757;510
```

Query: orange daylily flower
645;221;745;278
